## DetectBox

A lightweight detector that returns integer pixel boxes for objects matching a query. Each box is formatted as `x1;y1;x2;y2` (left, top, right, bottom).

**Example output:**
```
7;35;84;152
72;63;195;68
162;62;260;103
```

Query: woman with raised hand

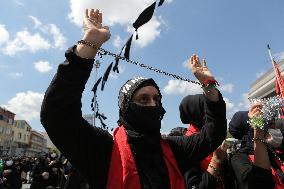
41;8;227;189
229;103;275;189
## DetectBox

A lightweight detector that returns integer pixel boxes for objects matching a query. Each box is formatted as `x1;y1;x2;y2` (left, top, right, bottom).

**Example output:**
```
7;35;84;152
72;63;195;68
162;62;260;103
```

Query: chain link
252;137;284;166
97;48;201;85
268;145;284;166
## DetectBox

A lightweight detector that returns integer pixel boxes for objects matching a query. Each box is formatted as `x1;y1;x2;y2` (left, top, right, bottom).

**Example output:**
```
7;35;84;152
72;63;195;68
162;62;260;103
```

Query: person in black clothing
47;161;60;188
229;104;278;189
30;156;50;189
63;160;90;189
2;159;22;189
40;8;227;189
47;153;64;188
179;94;235;189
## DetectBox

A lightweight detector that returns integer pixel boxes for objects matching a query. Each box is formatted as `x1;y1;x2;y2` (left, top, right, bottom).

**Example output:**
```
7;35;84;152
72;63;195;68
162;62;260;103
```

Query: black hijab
118;77;165;135
179;94;206;129
117;77;170;189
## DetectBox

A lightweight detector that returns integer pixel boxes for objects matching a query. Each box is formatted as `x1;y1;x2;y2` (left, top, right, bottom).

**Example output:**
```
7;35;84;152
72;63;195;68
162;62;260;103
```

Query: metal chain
97;48;201;85
268;145;284;166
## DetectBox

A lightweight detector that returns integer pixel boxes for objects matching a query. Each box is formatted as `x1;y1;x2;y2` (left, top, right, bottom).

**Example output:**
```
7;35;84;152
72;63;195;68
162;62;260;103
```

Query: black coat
30;162;49;189
3;165;21;189
40;46;227;189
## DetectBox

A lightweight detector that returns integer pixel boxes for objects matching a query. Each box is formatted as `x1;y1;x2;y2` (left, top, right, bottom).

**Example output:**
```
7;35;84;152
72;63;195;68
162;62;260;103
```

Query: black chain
268;145;284;166
97;48;201;85
253;138;284;166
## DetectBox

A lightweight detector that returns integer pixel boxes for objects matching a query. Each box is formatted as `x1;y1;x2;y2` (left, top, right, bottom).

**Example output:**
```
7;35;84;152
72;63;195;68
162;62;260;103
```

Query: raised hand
188;54;219;101
188;54;214;84
83;9;111;46
76;9;111;59
212;140;228;162
248;102;263;119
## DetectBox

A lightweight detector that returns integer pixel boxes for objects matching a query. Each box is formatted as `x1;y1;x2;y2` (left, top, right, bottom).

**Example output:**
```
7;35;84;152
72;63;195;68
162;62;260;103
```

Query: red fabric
107;126;186;189
185;124;223;189
202;78;220;87
273;62;284;118
185;124;212;171
249;155;284;189
185;124;199;136
274;62;284;97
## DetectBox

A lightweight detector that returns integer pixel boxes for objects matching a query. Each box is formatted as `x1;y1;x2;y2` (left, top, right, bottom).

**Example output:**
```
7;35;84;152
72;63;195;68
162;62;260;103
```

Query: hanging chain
97;48;201;85
267;144;284;166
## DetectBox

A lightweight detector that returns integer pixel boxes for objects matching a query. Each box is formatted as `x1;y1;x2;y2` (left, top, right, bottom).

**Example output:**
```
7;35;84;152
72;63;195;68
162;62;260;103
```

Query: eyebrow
136;93;160;97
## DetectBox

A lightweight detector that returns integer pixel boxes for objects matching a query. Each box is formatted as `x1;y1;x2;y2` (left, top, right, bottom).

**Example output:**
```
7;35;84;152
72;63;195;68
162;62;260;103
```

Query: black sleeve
184;166;217;189
248;166;275;189
166;92;227;174
40;46;113;188
30;165;42;180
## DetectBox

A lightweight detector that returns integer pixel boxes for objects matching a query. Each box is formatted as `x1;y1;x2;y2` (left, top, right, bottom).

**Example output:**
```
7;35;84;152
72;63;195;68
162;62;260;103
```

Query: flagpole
267;44;283;94
267;44;274;63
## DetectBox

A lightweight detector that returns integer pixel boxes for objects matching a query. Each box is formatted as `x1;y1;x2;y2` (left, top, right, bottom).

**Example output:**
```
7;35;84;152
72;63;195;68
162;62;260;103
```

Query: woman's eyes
138;97;160;105
139;97;148;104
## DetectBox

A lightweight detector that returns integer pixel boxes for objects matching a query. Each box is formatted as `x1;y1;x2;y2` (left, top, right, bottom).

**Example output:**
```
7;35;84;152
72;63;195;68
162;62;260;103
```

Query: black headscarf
117;77;170;189
118;77;165;135
179;94;206;129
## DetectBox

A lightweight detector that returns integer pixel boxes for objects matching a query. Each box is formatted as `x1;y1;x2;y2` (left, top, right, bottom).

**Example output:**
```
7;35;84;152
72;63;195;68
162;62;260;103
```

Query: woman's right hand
212;140;228;163
83;9;111;47
248;102;262;119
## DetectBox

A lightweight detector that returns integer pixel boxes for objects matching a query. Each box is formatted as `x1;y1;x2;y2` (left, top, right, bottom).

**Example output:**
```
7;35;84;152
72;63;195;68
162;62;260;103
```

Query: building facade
40;132;56;150
10;120;32;156
0;107;15;155
26;130;48;156
248;60;284;99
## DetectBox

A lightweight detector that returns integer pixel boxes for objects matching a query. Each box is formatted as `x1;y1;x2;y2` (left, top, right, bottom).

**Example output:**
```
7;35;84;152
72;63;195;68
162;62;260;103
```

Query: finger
85;9;89;18
90;9;94;18
254;111;262;117
202;59;207;67
94;9;99;18
196;55;200;63
193;54;197;63
189;55;194;65
252;102;262;107
98;13;102;24
250;108;258;116
250;105;263;116
250;103;262;112
194;55;202;66
93;9;99;23
102;26;109;30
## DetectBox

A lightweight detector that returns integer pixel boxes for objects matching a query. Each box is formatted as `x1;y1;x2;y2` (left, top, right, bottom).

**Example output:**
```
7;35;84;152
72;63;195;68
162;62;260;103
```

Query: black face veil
118;77;165;134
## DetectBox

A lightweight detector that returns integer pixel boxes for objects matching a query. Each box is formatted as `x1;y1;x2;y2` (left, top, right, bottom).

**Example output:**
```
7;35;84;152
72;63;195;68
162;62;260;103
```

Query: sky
0;0;284;134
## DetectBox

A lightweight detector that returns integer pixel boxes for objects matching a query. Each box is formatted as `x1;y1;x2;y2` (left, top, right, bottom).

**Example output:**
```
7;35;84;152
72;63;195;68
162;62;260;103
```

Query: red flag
268;45;284;118
273;61;284;97
273;61;284;118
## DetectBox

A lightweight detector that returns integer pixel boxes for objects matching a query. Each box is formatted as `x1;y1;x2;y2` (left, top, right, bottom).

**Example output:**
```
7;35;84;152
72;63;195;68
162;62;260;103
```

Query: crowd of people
3;8;280;189
0;153;93;189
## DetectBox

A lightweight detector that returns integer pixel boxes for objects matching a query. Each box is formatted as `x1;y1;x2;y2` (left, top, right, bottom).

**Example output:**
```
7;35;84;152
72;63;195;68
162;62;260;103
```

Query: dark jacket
40;46;227;189
229;111;277;189
3;165;21;189
30;161;49;189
